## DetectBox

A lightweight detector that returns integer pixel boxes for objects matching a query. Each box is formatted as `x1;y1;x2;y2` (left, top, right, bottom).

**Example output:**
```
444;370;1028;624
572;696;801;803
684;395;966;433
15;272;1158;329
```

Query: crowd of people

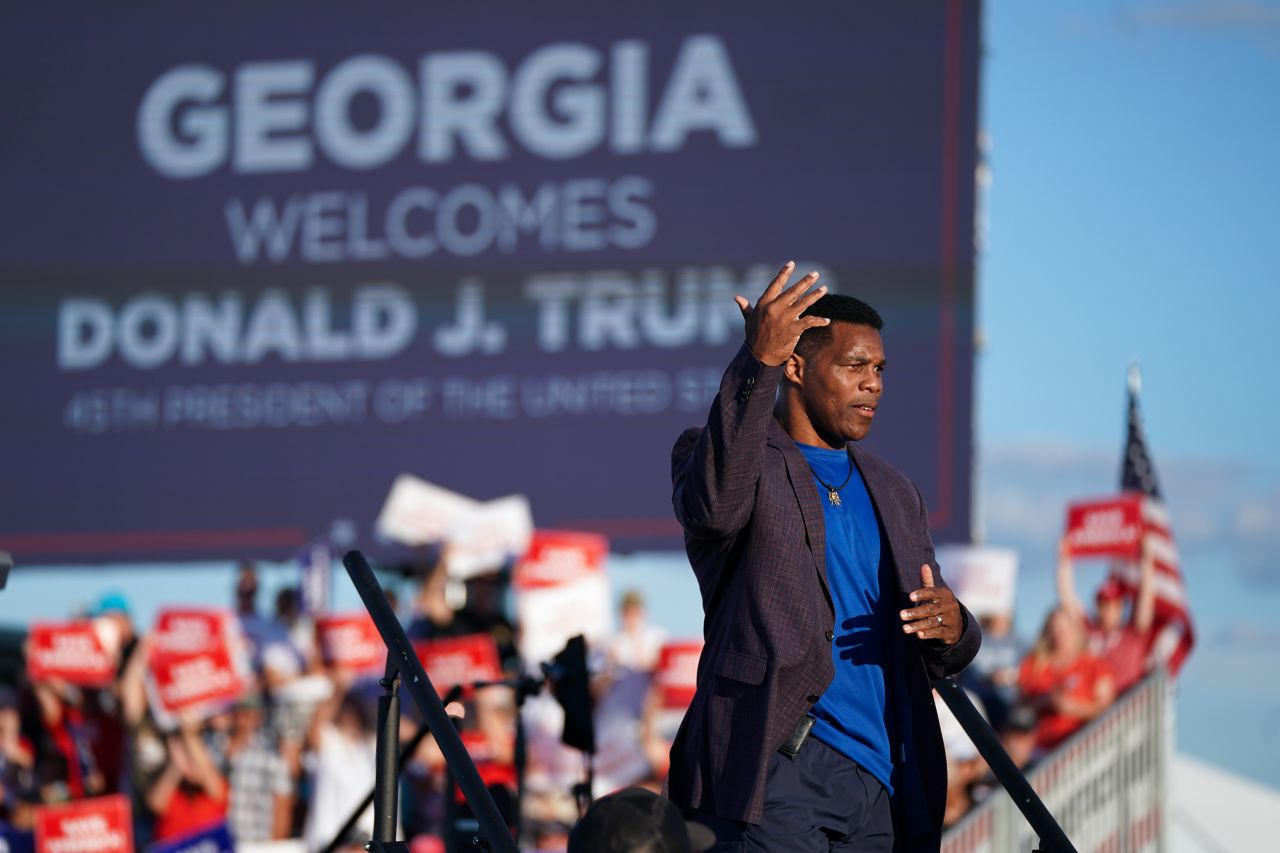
0;537;1160;851
942;537;1160;826
0;557;686;852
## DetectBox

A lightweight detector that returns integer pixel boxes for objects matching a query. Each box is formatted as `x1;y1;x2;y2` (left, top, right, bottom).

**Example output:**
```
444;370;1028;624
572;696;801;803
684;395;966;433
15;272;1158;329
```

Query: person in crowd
0;686;35;831
933;687;989;828
91;592;137;663
959;605;1024;734
526;817;574;852
591;590;669;795
568;786;715;853
471;687;517;773
456;573;519;672
146;717;228;843
274;586;318;672
83;591;139;795
406;553;519;672
997;704;1041;771
406;553;455;643
957;702;1038;815
235;563;264;628
440;688;518;850
1017;607;1115;753
115;634;169;846
213;693;293;843
1056;536;1156;694
400;723;451;845
521;689;589;843
234;563;312;802
235;563;305;687
24;677;104;804
268;584;328;797
302;671;378;852
398;696;472;847
608;590;668;674
638;675;678;787
667;266;980;850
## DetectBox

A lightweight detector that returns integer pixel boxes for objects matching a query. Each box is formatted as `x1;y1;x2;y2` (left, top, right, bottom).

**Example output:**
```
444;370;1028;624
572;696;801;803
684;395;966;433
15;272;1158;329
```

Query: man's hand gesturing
734;261;830;366
900;565;963;645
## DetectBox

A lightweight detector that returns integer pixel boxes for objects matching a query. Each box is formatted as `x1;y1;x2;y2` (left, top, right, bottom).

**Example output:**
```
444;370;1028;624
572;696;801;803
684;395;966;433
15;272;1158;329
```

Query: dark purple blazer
667;343;981;851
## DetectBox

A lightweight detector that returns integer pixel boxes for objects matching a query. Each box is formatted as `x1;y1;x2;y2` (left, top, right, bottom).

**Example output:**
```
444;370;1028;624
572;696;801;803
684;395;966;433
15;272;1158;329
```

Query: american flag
1114;364;1194;675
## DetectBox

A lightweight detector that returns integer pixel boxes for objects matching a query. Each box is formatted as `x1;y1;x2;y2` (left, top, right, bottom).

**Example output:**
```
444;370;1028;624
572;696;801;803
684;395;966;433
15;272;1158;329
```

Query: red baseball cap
1095;578;1126;602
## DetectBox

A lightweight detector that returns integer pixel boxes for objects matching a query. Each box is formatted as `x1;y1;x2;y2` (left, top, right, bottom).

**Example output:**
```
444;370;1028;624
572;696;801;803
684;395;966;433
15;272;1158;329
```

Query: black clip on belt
779;715;816;758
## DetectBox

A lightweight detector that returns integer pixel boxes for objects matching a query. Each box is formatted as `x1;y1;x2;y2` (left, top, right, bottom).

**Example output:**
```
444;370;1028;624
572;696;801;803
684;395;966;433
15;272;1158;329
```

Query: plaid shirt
222;734;291;842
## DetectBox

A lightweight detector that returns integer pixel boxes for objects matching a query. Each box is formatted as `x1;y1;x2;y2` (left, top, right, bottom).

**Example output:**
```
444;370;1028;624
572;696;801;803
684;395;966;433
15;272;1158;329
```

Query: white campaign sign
513;531;612;665
374;474;533;578
934;544;1019;619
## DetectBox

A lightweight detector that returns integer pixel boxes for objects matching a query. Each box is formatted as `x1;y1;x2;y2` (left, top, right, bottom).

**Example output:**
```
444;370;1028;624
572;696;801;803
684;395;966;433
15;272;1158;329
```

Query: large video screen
0;3;978;563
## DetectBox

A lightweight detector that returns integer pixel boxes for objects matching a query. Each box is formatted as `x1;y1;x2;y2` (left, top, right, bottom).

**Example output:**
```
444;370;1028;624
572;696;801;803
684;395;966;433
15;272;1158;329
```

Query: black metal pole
321;686;466;853
343;550;518;853
468;674;544;845
373;664;401;843
932;676;1077;853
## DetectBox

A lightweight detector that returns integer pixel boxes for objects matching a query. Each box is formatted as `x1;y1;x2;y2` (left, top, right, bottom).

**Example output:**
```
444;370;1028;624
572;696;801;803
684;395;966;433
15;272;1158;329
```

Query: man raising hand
668;262;980;852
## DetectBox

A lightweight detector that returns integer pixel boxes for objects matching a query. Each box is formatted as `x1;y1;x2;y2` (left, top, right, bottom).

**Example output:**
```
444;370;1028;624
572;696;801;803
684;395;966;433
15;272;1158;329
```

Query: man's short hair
795;294;884;359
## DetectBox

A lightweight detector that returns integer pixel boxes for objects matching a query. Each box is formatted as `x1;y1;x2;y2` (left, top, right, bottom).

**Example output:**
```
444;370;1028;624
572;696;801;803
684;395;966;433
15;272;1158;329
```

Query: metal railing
942;669;1171;853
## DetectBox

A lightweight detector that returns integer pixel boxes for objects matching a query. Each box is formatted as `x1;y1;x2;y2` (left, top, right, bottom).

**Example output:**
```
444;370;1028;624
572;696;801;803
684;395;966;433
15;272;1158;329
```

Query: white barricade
942;668;1170;853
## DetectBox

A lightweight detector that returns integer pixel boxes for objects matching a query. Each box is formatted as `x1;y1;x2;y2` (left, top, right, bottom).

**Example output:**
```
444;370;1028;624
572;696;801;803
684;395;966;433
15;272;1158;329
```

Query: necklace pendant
828;489;841;507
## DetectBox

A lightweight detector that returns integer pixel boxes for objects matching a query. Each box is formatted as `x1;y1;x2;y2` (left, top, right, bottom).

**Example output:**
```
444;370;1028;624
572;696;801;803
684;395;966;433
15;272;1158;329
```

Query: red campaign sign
35;794;133;853
150;644;245;716
151;608;237;659
655;641;703;709
1064;494;1145;559
315;614;385;672
412;633;502;695
513;530;609;590
26;622;116;687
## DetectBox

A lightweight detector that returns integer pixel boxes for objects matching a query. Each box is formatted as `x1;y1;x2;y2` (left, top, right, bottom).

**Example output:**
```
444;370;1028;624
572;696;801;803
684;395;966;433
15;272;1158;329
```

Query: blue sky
4;0;1278;794
976;0;1280;787
980;0;1280;463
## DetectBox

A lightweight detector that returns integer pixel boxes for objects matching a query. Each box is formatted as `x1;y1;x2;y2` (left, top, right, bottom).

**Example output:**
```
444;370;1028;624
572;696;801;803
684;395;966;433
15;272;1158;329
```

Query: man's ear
783;352;805;386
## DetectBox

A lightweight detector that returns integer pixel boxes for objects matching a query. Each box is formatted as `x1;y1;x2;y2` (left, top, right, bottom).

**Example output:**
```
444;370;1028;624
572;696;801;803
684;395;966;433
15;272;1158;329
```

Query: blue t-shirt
797;442;896;794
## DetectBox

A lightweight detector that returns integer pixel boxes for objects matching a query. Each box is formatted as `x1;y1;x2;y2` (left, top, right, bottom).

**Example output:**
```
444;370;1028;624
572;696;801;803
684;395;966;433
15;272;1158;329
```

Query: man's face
793;323;885;447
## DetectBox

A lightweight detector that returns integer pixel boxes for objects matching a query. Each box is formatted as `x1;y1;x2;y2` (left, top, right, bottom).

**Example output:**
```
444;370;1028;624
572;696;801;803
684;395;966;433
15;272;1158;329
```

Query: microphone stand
327;660;590;851
338;550;519;853
319;684;465;853
466;674;545;843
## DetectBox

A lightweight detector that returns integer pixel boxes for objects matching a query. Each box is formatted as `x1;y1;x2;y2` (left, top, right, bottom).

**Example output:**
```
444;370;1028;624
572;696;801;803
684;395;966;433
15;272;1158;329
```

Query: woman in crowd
145;716;227;843
1017;606;1115;753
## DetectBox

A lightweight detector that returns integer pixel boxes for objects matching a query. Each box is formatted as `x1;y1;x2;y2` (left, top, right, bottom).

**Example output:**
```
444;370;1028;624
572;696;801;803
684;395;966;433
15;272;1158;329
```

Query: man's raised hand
734;261;829;366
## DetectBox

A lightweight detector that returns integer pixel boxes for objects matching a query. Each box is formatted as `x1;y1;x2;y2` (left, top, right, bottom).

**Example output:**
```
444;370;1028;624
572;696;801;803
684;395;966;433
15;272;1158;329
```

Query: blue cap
92;591;131;617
